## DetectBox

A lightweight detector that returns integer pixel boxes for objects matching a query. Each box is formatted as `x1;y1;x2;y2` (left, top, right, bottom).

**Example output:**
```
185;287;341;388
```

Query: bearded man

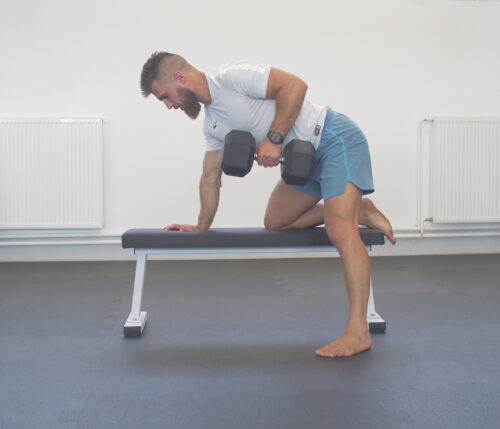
140;52;396;358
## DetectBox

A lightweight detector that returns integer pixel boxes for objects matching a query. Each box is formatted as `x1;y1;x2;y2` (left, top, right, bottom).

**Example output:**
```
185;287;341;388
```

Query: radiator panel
430;117;500;223
0;119;103;229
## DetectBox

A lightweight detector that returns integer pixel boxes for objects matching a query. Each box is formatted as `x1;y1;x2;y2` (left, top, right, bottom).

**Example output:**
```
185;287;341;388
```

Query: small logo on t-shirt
213;119;217;129
314;125;321;136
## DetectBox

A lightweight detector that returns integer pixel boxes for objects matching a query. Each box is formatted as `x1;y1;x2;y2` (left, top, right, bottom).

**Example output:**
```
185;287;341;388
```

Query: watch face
268;131;283;144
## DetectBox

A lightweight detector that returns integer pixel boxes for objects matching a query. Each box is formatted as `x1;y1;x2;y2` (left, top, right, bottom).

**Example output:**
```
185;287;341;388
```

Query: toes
315;348;342;358
315;345;354;358
315;352;336;358
315;349;333;357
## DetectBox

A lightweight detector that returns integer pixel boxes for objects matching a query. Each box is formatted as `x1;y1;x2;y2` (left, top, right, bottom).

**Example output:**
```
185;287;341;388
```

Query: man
140;52;396;358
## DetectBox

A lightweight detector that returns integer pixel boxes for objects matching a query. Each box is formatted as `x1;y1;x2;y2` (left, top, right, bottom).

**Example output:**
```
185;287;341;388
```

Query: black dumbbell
221;130;317;186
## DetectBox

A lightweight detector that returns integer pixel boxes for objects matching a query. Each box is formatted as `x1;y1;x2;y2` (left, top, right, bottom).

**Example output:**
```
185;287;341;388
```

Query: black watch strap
267;130;285;145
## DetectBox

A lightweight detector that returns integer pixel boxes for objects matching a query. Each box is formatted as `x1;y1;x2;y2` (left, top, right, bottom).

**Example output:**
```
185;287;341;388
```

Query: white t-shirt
203;61;327;151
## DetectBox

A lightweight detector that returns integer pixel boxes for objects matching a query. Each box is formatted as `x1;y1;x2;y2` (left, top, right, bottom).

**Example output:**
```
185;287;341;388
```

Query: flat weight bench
121;227;387;338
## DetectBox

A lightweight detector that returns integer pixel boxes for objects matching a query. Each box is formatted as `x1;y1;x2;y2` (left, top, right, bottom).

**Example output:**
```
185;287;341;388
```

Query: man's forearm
197;176;221;231
266;68;308;137
269;83;307;136
256;78;308;167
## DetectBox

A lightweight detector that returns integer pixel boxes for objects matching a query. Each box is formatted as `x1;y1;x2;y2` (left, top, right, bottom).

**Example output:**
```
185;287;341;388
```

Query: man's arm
197;150;223;230
256;67;308;167
266;67;308;137
163;150;222;232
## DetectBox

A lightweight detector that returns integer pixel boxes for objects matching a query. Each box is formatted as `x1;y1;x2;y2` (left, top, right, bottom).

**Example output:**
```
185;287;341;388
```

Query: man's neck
191;70;211;105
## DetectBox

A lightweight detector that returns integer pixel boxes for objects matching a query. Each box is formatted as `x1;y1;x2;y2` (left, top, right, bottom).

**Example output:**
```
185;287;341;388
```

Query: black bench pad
122;227;385;249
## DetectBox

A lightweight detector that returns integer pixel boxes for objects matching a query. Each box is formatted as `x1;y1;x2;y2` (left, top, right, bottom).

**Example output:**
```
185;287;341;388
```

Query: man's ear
174;71;187;85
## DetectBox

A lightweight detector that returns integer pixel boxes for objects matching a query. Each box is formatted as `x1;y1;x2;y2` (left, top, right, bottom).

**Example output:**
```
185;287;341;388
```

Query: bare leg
315;182;372;358
359;198;396;245
265;181;396;244
264;180;320;230
265;181;374;358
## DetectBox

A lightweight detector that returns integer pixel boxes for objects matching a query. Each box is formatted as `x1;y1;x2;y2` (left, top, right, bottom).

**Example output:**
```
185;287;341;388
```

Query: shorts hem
322;180;375;200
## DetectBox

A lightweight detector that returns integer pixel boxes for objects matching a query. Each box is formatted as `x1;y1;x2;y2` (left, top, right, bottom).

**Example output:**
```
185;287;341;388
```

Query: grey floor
1;254;500;429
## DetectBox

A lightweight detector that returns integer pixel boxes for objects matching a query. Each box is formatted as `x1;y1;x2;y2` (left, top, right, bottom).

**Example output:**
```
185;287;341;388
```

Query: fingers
163;224;181;231
163;224;190;231
163;224;199;232
256;155;280;168
256;137;282;167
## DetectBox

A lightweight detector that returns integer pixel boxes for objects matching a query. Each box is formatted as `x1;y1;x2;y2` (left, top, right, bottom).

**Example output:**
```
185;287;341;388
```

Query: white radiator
429;117;500;224
0;118;103;229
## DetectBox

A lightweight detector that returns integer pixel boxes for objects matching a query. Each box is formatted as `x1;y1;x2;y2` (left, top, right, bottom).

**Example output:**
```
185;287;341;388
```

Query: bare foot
360;198;396;245
315;329;372;358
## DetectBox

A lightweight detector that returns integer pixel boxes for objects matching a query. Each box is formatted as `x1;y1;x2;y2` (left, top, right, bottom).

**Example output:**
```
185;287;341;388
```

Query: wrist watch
267;130;285;145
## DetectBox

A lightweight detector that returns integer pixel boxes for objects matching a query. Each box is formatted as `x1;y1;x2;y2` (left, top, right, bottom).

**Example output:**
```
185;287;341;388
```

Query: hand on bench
163;224;201;232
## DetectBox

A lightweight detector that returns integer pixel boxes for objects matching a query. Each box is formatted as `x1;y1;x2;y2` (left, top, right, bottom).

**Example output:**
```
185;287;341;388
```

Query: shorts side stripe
325;127;351;181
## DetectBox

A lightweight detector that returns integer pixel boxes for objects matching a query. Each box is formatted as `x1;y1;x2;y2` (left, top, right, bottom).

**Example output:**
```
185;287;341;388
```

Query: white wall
1;0;500;260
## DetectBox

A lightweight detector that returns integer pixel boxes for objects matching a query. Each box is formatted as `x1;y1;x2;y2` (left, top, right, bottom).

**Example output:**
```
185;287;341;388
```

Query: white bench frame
124;244;386;337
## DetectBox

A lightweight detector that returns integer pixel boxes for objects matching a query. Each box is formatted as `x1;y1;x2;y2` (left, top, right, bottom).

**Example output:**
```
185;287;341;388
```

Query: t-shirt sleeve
217;62;271;99
205;135;224;152
203;119;224;151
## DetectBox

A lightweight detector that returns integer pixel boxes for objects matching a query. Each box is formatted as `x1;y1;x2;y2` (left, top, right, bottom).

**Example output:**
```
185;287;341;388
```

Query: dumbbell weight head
281;139;317;186
222;130;316;186
221;130;256;177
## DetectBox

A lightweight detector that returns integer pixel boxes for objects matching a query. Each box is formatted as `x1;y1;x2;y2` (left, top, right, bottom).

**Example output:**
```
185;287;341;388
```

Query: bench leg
367;276;386;333
124;253;148;337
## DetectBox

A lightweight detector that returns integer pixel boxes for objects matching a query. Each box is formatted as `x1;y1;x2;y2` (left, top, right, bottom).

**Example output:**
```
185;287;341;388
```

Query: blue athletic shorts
288;107;374;200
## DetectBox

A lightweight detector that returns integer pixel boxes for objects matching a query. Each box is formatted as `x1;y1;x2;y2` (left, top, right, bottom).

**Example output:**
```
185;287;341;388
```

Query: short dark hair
140;51;191;98
140;51;173;98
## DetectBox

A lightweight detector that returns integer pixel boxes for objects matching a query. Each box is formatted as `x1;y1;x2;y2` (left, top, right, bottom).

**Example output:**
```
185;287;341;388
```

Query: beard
178;87;202;120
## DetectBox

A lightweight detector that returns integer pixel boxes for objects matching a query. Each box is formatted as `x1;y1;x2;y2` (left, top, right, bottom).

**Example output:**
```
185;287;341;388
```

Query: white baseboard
0;232;499;262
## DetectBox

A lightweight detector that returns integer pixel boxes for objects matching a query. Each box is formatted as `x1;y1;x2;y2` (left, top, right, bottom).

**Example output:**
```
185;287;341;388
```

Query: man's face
152;80;201;120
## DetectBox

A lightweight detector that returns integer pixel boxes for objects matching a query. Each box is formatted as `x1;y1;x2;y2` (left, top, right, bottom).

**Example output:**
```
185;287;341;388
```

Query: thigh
318;110;374;200
324;182;362;228
264;180;320;230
